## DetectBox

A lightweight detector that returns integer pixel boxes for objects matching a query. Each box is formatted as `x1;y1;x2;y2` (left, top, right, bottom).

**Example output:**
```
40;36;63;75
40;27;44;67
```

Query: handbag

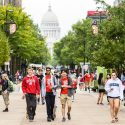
8;80;14;92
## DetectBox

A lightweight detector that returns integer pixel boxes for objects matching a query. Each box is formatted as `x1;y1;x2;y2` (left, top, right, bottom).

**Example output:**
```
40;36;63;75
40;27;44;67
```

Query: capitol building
41;5;60;56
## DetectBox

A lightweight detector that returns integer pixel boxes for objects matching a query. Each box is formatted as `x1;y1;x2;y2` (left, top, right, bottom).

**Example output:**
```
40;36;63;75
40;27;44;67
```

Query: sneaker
51;115;55;121
47;117;51;122
67;113;71;120
3;108;8;112
62;117;66;122
29;116;34;121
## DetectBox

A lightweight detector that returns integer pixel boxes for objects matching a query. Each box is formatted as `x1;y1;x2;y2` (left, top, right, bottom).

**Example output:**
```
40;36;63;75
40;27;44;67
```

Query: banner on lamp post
9;23;16;34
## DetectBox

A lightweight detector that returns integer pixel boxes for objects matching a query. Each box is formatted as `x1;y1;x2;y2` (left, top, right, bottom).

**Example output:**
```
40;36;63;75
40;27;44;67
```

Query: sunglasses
46;70;51;71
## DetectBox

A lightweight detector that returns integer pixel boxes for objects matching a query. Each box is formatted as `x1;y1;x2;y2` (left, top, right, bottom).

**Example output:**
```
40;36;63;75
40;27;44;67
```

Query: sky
22;0;114;38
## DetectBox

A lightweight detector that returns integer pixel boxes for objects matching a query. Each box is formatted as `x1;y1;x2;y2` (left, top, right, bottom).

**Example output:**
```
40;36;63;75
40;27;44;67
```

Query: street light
92;20;98;35
4;9;17;75
5;10;16;35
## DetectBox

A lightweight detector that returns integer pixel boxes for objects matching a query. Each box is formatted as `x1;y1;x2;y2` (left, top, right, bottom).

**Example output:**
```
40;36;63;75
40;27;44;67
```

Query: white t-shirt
105;78;124;99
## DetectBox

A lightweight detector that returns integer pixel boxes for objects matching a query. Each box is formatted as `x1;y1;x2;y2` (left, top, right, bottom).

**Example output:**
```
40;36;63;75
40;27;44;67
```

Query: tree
0;5;50;74
54;1;125;70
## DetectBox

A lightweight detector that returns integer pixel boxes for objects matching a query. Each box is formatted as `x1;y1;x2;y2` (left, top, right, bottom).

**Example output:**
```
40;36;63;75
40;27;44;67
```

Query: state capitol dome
42;5;59;23
41;4;60;57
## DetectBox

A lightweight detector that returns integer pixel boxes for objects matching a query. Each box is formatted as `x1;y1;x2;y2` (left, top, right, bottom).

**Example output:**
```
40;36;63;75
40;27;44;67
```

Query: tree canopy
0;5;50;68
54;0;125;69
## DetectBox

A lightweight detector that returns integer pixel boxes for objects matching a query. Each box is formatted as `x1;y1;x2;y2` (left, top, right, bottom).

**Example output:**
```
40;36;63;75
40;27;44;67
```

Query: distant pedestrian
59;69;73;122
105;74;111;105
15;70;20;84
41;67;57;122
1;73;10;112
78;74;84;91
97;73;105;105
90;72;94;87
105;71;124;123
84;71;91;92
22;67;40;121
72;77;77;101
36;68;44;104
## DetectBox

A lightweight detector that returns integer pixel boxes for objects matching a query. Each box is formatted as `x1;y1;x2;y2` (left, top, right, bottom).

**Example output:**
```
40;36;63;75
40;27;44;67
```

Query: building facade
41;5;60;56
0;0;22;7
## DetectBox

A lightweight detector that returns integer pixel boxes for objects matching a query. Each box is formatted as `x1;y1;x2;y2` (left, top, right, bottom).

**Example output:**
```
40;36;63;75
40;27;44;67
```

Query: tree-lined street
0;0;125;125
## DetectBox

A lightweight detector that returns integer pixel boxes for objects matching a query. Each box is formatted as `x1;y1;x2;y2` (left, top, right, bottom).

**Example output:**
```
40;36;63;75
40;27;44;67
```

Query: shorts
60;94;71;107
108;96;120;99
99;89;105;93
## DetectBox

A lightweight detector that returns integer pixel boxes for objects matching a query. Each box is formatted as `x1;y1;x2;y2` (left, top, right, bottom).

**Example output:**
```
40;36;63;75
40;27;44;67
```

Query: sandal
100;103;104;105
115;117;118;122
111;120;115;123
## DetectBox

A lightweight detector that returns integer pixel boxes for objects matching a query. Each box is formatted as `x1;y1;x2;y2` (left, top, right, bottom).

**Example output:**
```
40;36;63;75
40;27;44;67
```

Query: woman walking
97;73;105;105
1;74;10;112
105;71;124;123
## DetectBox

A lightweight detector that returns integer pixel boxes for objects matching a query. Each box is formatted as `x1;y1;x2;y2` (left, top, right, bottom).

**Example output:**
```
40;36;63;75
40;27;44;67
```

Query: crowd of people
0;66;125;124
21;67;77;122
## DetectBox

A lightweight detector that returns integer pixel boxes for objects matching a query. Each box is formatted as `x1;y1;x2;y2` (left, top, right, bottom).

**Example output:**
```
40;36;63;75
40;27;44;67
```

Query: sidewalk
0;88;125;125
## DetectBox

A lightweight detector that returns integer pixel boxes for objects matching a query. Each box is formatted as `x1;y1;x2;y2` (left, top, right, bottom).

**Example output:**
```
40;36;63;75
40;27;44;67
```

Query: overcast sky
22;0;114;38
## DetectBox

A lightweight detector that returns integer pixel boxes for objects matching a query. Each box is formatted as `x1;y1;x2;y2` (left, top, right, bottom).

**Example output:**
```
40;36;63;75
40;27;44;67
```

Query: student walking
41;67;57;122
36;68;44;104
97;73;105;105
105;71;124;123
78;74;84;91
22;67;40;121
84;71;91;92
72;77;77;101
1;74;10;112
59;69;73;122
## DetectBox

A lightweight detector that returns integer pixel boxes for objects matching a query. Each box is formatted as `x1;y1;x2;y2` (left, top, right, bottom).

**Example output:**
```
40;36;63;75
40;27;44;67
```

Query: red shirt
22;75;40;94
46;75;52;92
84;73;90;82
73;79;77;88
61;77;68;94
91;73;94;81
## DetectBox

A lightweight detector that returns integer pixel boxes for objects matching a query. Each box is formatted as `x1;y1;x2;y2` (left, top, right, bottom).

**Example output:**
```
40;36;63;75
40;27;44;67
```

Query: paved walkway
0;86;125;125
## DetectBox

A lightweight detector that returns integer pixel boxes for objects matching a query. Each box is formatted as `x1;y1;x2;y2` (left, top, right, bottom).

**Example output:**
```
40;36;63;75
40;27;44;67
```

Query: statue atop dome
48;3;52;11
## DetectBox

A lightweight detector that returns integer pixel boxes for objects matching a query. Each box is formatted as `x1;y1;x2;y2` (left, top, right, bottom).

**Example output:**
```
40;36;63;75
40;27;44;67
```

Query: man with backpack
59;69;73;122
41;67;57;122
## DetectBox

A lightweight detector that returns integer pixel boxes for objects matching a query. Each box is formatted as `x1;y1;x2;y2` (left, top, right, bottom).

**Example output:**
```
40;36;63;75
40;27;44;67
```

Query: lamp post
5;9;16;75
5;10;16;36
92;20;98;35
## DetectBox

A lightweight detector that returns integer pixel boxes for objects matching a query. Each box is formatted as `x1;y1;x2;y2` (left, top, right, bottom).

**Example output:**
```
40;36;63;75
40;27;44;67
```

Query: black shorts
99;89;105;93
108;96;120;99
